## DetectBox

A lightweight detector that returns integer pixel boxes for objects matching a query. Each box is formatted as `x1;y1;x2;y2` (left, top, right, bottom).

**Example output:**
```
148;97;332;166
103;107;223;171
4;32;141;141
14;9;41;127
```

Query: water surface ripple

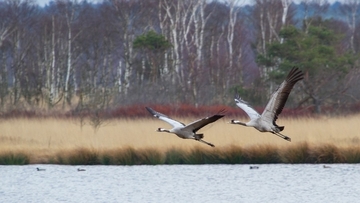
0;164;359;203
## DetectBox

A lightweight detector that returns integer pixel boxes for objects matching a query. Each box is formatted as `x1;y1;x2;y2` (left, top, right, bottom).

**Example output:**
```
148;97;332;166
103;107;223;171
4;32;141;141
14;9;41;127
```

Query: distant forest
0;0;360;116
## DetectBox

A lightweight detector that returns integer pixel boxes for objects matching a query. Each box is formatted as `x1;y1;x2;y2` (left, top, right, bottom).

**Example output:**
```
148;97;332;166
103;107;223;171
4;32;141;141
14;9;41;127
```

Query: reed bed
0;115;360;165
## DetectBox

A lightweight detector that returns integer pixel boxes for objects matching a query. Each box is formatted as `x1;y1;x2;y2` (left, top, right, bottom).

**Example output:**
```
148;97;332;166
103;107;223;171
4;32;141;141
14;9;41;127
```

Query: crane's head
230;119;246;126
157;128;170;133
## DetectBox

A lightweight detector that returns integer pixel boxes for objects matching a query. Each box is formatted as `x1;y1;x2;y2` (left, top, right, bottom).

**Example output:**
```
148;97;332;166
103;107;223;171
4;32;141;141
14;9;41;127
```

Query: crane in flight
146;107;224;147
230;67;304;142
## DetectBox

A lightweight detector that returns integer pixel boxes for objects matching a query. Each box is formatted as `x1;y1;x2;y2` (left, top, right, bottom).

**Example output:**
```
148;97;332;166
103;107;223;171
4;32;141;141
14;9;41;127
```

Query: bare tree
341;0;360;54
0;0;38;106
0;0;357;113
162;0;193;87
38;14;63;108
54;0;83;105
300;0;330;34
253;0;296;94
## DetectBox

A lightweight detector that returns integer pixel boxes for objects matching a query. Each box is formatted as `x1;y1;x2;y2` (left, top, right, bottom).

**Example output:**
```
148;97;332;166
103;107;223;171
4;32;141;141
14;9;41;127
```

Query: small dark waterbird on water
146;107;225;147
230;67;304;142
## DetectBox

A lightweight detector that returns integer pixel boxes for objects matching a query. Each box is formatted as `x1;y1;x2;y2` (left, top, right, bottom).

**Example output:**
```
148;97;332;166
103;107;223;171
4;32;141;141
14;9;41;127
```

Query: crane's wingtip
234;96;241;103
234;97;248;105
288;66;305;81
145;106;157;116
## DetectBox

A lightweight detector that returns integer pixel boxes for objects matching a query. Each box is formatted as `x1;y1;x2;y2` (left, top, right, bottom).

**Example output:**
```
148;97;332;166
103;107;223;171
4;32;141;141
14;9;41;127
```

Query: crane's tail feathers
198;139;215;147
273;122;284;131
195;134;204;139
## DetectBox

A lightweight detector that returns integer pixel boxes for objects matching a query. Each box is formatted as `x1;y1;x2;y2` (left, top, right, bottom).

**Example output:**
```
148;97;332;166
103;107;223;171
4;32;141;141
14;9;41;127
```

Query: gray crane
146;107;224;147
230;67;304;142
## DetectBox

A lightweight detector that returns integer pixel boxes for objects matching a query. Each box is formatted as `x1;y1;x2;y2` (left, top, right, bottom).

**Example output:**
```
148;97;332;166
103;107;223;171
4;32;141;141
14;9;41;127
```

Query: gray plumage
230;67;304;141
146;107;224;147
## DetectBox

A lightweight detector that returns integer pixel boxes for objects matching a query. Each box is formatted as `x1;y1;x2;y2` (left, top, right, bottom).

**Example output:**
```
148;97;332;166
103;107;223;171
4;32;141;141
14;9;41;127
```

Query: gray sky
37;0;48;6
36;0;340;7
35;0;253;7
36;0;102;7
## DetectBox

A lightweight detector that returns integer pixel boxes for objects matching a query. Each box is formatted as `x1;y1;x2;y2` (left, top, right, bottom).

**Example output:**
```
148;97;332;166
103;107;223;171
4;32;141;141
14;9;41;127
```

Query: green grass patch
310;144;345;163
98;147;165;165
138;148;165;165
0;152;30;165
3;142;360;165
164;148;187;164
243;145;281;164
56;148;100;165
281;142;312;163
219;146;245;164
342;147;360;163
183;148;221;164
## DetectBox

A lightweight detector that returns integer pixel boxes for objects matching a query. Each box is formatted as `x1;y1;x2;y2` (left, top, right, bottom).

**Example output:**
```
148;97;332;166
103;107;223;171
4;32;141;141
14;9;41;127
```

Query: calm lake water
0;164;359;203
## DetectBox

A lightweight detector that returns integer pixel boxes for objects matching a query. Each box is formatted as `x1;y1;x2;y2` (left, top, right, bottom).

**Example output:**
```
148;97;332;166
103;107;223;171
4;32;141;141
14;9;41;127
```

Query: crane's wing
183;114;224;133
145;107;185;128
234;96;260;120
261;67;304;123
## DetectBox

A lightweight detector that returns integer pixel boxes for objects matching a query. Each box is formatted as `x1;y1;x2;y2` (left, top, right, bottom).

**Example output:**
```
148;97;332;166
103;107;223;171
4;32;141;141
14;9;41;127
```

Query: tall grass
0;152;29;165
1;144;360;165
0;115;359;165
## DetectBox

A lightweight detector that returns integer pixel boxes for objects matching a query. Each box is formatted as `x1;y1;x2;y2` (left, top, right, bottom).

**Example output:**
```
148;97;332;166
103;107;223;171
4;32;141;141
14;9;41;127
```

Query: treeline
0;0;360;115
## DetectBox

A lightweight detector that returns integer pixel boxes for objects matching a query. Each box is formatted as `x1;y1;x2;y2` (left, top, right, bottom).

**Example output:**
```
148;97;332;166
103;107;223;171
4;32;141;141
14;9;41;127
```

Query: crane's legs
197;139;215;147
273;132;291;142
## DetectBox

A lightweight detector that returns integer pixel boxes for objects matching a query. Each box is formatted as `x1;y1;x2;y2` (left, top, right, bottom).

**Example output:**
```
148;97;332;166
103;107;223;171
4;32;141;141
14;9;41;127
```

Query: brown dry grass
0;114;359;163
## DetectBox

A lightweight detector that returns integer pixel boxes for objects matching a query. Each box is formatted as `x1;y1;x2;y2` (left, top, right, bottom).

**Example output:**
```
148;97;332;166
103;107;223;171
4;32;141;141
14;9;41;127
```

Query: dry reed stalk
0;115;359;164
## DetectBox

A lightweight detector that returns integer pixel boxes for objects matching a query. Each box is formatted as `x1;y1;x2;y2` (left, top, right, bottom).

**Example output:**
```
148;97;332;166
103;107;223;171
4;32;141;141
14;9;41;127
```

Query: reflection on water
0;164;359;203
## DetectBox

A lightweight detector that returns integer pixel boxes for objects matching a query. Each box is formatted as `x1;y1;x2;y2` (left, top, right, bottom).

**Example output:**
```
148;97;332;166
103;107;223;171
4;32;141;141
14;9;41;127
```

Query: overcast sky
35;0;340;7
37;0;53;6
35;0;255;7
36;0;101;7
